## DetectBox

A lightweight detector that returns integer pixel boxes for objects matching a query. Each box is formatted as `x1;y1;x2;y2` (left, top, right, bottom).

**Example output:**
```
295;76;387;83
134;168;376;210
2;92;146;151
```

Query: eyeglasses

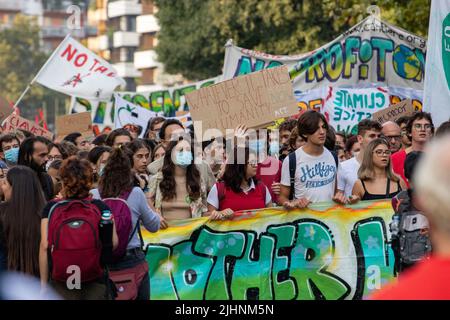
373;149;392;156
413;124;433;131
48;155;63;161
381;135;401;141
248;160;258;167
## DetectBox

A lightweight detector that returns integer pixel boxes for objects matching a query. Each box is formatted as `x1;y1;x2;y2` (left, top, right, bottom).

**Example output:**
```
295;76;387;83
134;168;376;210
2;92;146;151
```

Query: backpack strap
288;152;296;200
119;189;132;201
331;150;339;168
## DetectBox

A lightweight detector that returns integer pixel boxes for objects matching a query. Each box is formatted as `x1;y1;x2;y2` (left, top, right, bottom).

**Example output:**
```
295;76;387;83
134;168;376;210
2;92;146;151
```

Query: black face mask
30;159;46;173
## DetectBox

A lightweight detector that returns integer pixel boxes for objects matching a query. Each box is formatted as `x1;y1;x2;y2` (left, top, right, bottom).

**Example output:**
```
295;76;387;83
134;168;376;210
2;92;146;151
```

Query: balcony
136;14;159;34
113;31;140;48
113;62;142;78
97;34;109;51
41;26;86;38
134;50;161;69
108;0;142;18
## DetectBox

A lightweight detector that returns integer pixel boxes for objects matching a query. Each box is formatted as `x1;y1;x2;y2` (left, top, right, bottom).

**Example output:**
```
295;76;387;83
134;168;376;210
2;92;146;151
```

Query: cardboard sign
185;65;298;141
2;114;53;140
0;97;13;125
371;99;416;125
56;112;93;140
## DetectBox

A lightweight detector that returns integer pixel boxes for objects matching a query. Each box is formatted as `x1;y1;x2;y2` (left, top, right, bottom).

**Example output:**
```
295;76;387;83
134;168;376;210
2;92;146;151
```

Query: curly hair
160;139;201;201
98;146;134;198
59;156;93;199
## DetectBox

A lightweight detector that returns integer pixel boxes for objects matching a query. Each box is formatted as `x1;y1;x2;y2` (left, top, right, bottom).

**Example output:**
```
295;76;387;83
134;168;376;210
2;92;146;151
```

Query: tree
154;0;431;81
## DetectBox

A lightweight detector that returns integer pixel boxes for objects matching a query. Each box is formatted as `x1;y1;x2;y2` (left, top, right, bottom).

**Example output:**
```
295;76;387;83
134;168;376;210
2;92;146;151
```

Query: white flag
423;0;450;127
114;94;162;138
34;35;126;100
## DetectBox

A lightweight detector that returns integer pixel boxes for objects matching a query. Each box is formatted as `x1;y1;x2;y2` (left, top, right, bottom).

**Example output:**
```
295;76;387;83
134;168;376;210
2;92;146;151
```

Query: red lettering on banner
61;44;77;62
90;59;100;71
74;53;88;67
106;72;115;77
94;66;108;73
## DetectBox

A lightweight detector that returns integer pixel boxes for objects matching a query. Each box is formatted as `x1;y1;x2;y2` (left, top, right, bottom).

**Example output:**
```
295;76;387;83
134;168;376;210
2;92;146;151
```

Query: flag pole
13;34;72;109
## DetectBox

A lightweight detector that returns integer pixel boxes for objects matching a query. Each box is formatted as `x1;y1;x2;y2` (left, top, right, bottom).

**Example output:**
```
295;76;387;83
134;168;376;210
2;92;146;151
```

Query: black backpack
288;150;338;200
390;190;432;274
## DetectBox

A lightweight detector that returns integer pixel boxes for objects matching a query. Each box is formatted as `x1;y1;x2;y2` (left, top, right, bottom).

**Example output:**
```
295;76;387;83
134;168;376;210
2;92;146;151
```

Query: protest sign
222;16;426;114
56;112;94;141
2;114;53;139
70;77;219;127
114;94;163;138
0;96;13;124
322;87;390;135
186;66;298;141
34;35;125;100
372;99;416;125
423;0;450;127
142;200;396;300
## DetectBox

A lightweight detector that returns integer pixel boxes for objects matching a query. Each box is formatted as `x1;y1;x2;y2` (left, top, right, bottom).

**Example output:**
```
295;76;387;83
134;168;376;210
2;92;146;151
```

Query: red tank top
217;182;267;212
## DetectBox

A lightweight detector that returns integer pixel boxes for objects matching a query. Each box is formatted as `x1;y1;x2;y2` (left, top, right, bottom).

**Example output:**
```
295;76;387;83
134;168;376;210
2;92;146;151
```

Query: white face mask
45;160;53;172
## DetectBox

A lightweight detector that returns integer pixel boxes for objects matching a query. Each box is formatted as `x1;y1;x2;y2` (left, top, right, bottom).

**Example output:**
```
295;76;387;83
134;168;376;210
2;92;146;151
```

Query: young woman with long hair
90;146;160;300
148;138;208;224
0;166;46;277
207;146;272;220
126;139;152;193
351;138;407;202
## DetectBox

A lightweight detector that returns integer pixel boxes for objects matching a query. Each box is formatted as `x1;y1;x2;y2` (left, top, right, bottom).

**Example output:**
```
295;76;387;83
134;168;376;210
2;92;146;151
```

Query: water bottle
99;210;114;264
390;215;400;237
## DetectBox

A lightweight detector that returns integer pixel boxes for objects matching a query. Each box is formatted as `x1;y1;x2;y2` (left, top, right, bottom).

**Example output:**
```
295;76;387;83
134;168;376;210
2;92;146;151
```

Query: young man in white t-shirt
279;111;337;209
334;119;382;202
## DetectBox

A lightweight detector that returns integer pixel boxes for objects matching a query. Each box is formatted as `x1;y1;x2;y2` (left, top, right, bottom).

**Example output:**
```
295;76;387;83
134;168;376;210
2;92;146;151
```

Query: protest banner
33;35;125;100
322;87;390;135
70;77;219;127
142;200;396;300
55;112;94;141
114;94;163;138
222;16;426;113
2;114;53;140
186;66;298;141
423;0;450;127
372;99;416;125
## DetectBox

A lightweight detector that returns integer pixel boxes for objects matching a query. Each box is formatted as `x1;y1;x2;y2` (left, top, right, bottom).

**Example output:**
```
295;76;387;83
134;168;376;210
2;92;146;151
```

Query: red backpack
47;200;104;282
102;191;133;263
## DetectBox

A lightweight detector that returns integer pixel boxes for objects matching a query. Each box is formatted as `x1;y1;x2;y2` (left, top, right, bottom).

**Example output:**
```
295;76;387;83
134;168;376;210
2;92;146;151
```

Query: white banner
114;94;163;138
322;87;390;135
35;35;125;100
423;0;450;127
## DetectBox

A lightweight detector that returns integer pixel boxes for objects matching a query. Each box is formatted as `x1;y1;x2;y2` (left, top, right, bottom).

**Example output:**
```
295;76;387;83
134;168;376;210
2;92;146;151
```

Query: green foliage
155;0;430;81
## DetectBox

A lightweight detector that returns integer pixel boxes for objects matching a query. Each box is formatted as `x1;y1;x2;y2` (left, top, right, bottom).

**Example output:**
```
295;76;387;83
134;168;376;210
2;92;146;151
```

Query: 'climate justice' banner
142;200;397;300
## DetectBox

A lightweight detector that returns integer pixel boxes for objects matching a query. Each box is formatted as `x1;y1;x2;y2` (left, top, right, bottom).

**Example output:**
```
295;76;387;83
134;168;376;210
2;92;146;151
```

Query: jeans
109;248;149;300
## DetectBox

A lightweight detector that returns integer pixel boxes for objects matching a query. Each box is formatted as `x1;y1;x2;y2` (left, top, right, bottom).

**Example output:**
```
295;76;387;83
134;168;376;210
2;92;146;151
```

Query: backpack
288;150;338;200
390;190;432;274
102;191;133;263
47;200;106;282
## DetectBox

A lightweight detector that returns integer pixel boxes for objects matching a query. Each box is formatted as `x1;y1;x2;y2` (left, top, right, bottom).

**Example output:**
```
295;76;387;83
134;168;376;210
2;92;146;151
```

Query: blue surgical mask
4;147;19;164
269;142;280;156
175;151;193;168
98;164;105;177
248;140;265;153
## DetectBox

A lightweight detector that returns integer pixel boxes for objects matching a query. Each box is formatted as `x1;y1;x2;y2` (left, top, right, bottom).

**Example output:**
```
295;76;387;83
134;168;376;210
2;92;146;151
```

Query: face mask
4;147;19;164
269;142;280;156
175;151;193;168
248;140;265;153
45;160;53;172
98;164;105;177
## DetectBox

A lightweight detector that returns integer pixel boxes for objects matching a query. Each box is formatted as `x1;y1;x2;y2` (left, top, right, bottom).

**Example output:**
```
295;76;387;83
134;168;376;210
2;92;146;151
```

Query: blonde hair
358;138;399;182
416;135;450;236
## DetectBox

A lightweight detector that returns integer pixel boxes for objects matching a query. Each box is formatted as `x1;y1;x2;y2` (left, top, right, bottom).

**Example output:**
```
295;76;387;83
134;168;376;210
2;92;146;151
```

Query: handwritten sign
186;66;298;141
2;114;53;140
372;99;416;125
56;112;93;140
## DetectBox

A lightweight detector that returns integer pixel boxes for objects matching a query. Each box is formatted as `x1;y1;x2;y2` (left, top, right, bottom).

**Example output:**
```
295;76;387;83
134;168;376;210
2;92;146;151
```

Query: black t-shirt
38;172;55;202
41;198;110;219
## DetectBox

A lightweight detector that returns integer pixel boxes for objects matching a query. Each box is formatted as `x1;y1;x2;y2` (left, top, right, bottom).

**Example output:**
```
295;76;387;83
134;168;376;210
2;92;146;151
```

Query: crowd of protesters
0;108;448;300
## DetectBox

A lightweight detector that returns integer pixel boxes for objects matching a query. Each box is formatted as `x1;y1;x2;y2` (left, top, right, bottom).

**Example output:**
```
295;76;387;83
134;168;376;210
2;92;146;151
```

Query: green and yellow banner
142;200;397;300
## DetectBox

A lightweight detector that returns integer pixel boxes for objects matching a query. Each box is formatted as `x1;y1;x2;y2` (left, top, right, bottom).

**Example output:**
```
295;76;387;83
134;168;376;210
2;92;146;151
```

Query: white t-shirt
207;180;272;209
337;157;360;197
281;147;337;203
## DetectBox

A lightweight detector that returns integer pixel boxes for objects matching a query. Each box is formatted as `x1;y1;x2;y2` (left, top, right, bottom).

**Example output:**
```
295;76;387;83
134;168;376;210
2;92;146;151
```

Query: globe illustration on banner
393;45;422;80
